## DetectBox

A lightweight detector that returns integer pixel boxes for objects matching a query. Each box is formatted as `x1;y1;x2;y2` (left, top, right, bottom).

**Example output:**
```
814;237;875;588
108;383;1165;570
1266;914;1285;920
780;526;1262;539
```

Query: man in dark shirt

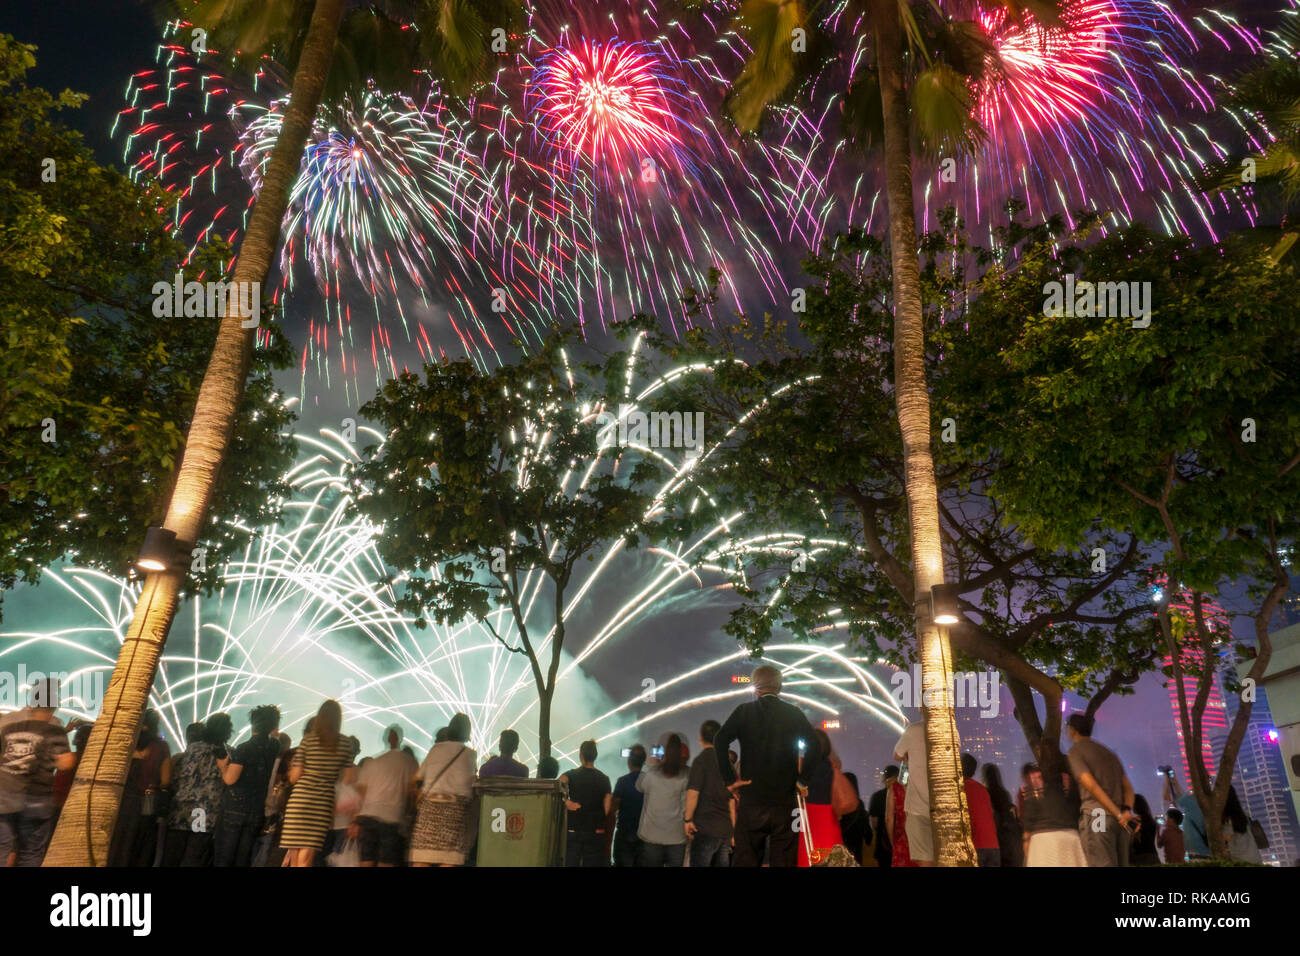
214;704;281;867
867;765;897;867
686;720;734;867
714;664;819;867
560;739;611;867
0;679;75;866
480;729;529;777
610;744;646;866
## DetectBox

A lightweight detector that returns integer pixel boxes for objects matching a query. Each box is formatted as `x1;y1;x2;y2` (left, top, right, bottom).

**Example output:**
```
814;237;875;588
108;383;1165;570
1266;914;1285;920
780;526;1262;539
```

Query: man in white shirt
894;720;934;865
352;725;418;866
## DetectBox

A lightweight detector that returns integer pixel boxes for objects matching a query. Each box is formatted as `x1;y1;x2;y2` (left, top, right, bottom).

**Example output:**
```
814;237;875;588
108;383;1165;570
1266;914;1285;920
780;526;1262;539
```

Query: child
1157;806;1186;864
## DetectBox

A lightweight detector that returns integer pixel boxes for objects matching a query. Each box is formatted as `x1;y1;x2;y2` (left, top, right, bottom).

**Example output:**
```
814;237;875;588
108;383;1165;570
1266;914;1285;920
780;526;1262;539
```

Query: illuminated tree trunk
44;0;346;867
873;0;975;866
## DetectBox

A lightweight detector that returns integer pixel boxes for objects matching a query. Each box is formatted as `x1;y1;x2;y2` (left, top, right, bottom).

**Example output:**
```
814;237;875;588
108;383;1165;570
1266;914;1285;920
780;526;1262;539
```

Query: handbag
327;837;362;867
796;791;860;867
830;766;858;818
140;786;170;818
264;752;291;820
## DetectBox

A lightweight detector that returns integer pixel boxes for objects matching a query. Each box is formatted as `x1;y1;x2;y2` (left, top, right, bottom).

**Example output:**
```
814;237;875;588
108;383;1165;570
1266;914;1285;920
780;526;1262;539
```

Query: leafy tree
714;0;1065;865
349;331;667;758
968;221;1300;858
0;33;295;619
631;209;1157;778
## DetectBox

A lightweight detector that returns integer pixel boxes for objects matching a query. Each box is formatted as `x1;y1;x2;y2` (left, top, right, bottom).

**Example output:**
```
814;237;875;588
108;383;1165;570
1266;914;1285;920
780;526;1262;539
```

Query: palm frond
912;61;984;157
174;0;312;74
726;0;809;133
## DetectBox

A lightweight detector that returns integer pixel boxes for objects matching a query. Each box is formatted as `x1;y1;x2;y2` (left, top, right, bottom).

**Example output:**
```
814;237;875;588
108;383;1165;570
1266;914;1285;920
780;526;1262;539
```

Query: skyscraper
1228;694;1300;867
1156;583;1232;785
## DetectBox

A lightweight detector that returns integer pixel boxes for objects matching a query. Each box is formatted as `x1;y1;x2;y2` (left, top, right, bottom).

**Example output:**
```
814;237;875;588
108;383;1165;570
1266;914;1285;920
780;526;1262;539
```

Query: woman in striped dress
280;700;356;866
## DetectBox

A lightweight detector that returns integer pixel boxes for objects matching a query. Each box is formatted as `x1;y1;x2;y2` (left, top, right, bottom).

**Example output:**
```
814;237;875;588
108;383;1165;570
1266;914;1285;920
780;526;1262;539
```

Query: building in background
956;690;1027;787
1236;622;1300;866
1158;585;1233;785
1230;702;1300;866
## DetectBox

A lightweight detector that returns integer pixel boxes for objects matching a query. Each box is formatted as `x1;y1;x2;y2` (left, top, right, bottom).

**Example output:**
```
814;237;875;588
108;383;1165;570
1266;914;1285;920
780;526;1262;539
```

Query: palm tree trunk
44;0;347;867
873;0;975;866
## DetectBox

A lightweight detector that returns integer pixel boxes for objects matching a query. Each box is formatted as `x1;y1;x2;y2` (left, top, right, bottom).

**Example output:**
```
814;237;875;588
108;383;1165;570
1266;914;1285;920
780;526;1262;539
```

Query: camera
1157;764;1173;777
651;745;664;759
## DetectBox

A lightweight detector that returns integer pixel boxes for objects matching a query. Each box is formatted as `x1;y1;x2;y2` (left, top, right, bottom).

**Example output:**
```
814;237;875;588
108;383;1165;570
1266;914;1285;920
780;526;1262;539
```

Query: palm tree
1200;18;1300;259
45;0;515;867
719;0;1061;865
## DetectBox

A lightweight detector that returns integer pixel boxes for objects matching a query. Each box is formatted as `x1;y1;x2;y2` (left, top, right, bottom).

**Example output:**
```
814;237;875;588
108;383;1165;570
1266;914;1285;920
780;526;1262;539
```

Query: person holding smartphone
636;734;689;866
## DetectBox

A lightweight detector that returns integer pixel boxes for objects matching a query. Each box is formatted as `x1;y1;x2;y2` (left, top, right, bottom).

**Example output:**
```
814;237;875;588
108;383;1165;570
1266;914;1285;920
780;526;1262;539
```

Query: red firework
529;39;683;167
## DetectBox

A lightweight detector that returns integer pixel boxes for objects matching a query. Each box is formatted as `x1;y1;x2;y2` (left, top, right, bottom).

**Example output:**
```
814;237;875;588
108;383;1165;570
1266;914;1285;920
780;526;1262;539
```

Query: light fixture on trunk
136;526;177;572
930;582;959;625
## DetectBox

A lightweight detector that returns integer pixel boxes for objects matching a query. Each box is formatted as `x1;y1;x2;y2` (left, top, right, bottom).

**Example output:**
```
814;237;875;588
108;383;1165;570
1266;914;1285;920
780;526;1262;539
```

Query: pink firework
976;0;1124;134
529;40;684;169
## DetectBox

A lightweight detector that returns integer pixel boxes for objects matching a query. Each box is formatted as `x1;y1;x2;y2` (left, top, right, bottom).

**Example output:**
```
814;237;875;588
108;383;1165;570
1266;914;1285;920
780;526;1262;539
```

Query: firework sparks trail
2;357;907;762
926;0;1268;236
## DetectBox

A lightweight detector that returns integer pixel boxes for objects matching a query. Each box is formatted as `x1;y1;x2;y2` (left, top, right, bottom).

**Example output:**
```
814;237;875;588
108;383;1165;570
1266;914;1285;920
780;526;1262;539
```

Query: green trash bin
473;777;569;867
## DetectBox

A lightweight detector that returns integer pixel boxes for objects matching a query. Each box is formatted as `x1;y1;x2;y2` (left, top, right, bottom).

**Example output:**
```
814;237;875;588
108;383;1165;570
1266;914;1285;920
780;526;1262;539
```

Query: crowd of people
0;674;1270;867
874;713;1266;868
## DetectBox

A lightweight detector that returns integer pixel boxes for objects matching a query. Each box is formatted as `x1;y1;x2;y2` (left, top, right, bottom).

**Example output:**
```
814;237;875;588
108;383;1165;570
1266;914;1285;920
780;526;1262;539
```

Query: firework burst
530;40;688;171
929;0;1268;236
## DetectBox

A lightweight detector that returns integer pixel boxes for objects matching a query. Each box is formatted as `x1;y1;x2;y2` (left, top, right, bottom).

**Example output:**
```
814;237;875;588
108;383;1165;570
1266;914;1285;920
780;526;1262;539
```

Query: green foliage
719;0;1046;153
968;222;1300;595
0;34;296;615
1199;17;1300;217
348;328;667;658
911;61;982;157
726;0;807;133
